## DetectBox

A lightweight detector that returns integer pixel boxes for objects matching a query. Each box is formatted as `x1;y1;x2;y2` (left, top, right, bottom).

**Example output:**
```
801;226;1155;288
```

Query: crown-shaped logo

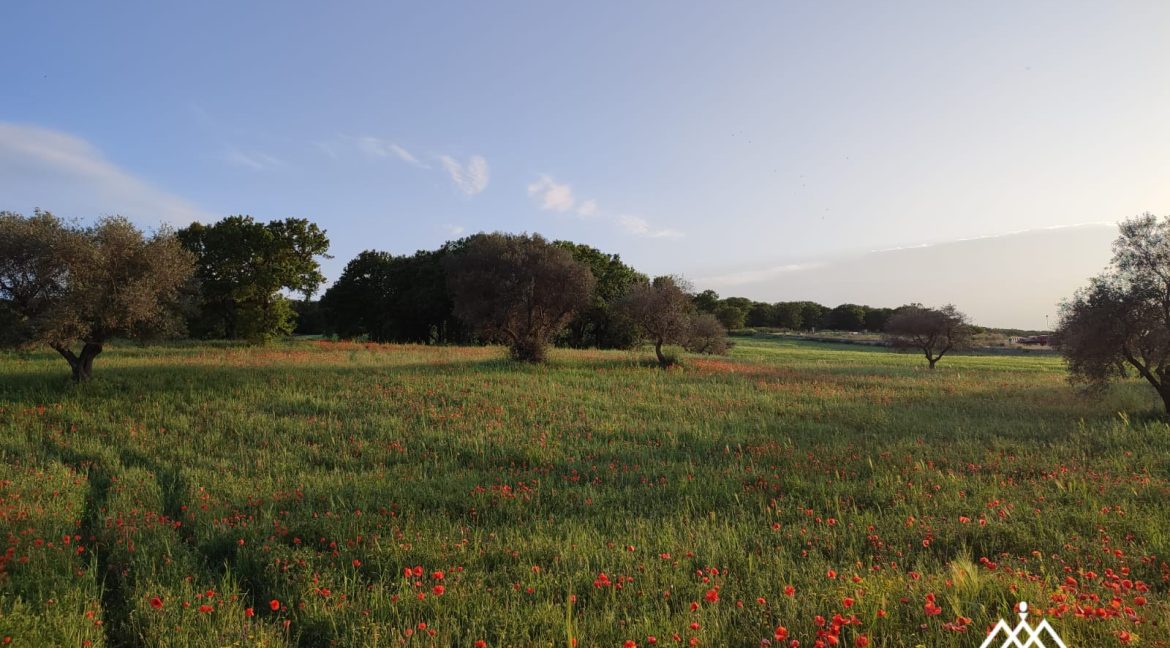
978;602;1068;648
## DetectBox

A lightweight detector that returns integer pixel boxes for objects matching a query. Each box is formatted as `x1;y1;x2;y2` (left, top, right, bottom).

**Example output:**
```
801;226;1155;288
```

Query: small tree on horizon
0;210;194;382
444;232;594;362
883;304;972;369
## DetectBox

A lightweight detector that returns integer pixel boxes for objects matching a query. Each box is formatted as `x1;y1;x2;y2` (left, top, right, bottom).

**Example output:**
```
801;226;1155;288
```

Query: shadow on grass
0;352;647;404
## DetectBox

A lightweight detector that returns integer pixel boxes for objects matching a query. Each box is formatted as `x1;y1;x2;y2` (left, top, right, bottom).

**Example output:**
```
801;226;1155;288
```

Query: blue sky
2;2;1168;328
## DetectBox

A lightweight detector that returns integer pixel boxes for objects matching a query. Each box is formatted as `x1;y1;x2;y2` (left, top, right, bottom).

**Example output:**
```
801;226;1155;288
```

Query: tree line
1;209;976;381
315;254;925;342
11;207;1170;416
0;212;730;377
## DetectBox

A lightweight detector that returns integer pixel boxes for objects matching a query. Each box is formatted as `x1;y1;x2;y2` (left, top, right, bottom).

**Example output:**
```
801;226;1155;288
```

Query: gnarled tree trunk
51;342;103;382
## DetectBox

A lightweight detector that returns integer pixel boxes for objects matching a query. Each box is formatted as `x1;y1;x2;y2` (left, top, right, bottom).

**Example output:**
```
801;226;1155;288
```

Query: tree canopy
444;232;594;362
616;275;730;367
884;304;972;369
321;247;465;344
554;241;646;349
0;210;194;381
827;303;867;332
1055;213;1170;413
178;216;330;342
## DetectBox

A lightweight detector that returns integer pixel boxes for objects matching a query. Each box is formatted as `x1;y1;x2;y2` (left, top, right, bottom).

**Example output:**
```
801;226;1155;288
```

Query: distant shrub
685;313;730;355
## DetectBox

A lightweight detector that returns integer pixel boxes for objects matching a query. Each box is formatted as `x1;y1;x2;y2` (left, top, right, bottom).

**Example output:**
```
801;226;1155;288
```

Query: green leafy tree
884;304;972;369
553;241;646;349
322;247;466;343
773;302;805;329
178;216;330;342
863;307;894;332
714;302;747;330
0;210;194;381
827;303;867;331
798;301;828;331
692;289;720;313
291;299;327;335
746;302;777;327
444;233;594;362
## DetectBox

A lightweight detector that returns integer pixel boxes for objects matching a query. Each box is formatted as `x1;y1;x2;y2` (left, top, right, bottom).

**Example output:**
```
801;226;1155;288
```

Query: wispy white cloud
320;135;489;195
443;223;466;236
225;148;284;171
0;122;214;225
323;135;489;196
388;143;424;167
618;214;684;239
439;154;490;195
527;174;576;212
319;135;432;168
526;173;682;238
315;140;340;159
351;136;430;168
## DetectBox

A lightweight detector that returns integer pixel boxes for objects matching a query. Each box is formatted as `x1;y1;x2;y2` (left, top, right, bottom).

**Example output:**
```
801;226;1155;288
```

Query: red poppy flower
269;599;281;611
149;596;163;610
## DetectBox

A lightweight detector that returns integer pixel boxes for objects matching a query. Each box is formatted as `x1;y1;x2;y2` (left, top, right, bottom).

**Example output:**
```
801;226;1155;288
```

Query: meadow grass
1;337;1167;647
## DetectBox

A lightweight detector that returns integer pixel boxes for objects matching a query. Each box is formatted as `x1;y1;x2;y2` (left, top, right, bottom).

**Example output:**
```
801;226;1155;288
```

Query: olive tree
616;276;728;367
684;312;730;355
0;210;194;381
1054;213;1170;413
444;232;594;362
883;304;972;369
616;276;694;367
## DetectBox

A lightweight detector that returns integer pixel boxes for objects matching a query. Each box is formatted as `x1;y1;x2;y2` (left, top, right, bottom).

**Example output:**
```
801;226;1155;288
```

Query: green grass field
1;337;1167;647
